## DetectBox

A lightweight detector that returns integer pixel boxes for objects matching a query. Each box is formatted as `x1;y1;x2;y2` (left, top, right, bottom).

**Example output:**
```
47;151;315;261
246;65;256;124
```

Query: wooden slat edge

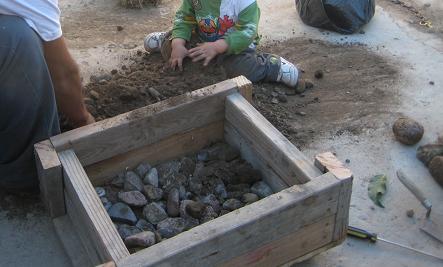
332;176;353;242
59;149;129;263
314;152;353;180
233;75;253;103
225;93;322;185
34;140;65;217
86;121;224;186
117;172;341;267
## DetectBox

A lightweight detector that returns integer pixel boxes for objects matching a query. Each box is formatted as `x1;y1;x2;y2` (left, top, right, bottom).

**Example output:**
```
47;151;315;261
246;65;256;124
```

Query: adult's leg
0;15;60;191
219;49;281;83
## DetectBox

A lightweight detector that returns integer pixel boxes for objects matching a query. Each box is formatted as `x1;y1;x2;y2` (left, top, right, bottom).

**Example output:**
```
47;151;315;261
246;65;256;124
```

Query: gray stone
135;219;156;232
124;171;144;192
179;200;200;230
178;185;187;200
227;183;250;193
156;218;186;238
100;197;112;211
251;181;273;198
227;191;244;199
154;231;163;243
222;199;244;211
242;193;259;204
108;202;138;225
124;231;156;248
143;185;163;201
201;206;218;223
188;176;203;195
143;167;158;187
201;194;221;213
161;173;187;193
214;180;228;199
180;157;196;177
185;200;205;219
155;201;167;211
118;191;147;207
135;162;151;178
167;188;180;217
117;224;141;239
219;209;230;216
157;160;180;185
111;173;125;188
95;187;106;198
143;202;168;225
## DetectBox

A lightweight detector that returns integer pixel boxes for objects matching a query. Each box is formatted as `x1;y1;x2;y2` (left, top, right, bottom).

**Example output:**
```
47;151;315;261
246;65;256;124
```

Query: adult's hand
43;37;95;127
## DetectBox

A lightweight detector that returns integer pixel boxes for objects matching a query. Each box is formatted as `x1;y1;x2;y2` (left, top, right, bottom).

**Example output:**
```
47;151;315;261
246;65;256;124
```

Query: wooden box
34;76;352;267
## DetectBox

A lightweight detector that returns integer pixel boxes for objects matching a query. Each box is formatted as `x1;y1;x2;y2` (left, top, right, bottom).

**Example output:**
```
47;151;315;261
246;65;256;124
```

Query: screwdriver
347;226;443;261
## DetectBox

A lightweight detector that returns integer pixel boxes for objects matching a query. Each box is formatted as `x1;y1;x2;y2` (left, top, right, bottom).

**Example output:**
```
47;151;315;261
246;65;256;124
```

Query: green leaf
368;174;387;208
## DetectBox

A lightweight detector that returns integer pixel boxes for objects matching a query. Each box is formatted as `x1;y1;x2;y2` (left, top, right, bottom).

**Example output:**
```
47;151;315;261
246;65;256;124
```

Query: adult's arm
43;37;94;127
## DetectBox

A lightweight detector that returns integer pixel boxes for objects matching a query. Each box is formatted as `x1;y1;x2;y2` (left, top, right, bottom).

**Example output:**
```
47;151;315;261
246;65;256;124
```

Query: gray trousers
161;31;281;82
0;15;60;191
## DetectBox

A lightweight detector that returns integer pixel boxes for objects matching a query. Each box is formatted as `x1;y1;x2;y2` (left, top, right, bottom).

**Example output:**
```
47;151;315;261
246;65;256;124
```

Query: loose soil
77;38;399;149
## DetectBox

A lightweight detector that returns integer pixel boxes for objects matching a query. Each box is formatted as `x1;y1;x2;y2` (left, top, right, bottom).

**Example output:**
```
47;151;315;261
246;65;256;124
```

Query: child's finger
192;54;206;62
178;58;184;71
170;59;177;71
189;49;203;58
203;55;214;66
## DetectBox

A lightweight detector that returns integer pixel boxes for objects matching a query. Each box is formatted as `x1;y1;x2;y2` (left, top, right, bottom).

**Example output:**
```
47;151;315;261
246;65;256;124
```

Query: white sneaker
144;32;167;52
277;57;299;87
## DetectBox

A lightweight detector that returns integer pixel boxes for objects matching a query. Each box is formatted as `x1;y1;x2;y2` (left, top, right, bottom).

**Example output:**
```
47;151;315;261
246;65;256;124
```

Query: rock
180;157;196;177
111;69;118;75
111;173;125;188
219;210;230;216
417;144;443;166
89;90;100;100
251;181;273;198
124;171;144;192
222;199;244;211
124;231;156;248
117;224;142;239
278;94;288;103
178;185;187;200
314;70;324;79
100;197;112;210
179;200;200;229
155;201;167;211
227;184;250;193
143;167;159;187
157;218;186;238
201;194;221;213
117;25;124;31
118;191;147;207
429;81;435;85
143;185;163;201
167;188;180;217
95;187;106;197
241;193;259;204
429;156;443;187
185;200;205;219
227;191;244;199
271;97;279;104
214;180;228;199
406;209;414;218
154;231;163;243
108;202;138;225
188;176;203;195
201;206;218;223
135;219;156;232
143;202;168;224
392;117;424;145
135;162;151;178
147;87;162;101
161;173;187;193
157;161;180;184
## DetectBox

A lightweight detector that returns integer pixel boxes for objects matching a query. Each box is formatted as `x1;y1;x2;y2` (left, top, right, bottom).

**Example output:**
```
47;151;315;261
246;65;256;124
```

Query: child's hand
189;40;228;66
170;39;188;71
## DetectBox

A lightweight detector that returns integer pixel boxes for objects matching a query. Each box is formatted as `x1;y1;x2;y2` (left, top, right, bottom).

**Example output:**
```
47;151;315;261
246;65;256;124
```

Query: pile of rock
96;143;274;252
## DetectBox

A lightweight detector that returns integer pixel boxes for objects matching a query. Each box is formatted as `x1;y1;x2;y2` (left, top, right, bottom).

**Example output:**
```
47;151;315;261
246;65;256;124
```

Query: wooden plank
51;77;251;167
281;242;337;266
59;149;129;263
221;215;335;267
34;140;65;217
53;215;93;267
314;152;353;180
233;75;253;103
225;93;322;185
332;176;353;242
86;121;224;186
117;172;341;267
224;121;288;192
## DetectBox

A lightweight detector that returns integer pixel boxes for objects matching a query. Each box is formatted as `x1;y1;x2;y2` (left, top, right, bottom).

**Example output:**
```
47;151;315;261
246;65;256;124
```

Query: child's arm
172;0;197;42
223;2;260;54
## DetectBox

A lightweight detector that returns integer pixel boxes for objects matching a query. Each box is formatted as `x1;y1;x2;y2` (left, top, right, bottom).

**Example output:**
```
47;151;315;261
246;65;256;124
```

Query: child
144;0;303;89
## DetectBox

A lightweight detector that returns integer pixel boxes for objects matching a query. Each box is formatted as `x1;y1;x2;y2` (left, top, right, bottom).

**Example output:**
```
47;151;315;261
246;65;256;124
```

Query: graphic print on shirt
197;15;235;42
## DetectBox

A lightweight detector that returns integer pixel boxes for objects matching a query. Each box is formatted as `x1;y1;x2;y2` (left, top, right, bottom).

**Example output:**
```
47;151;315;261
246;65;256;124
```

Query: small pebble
135;219;156;232
222;198;244;211
241;193;259;204
108;202;138;225
167;188;180;217
271;97;279;104
219;209;231;216
157;218;186;238
406;209;414;218
95;187;106;198
143;202;168;225
89;90;100;100
100;197;112;211
143;185;163;201
124;231;156;248
118;224;141;240
118;191;147;207
185;200;205;219
111;69;118;75
277;94;288;103
135;162;151;178
117;25;124;31
314;70;324;79
143;167;159;187
251;181;273;198
111;173;125;188
124;171;144;192
345;159;351;164
429;81;434;85
201;194;221;213
201;206;218;223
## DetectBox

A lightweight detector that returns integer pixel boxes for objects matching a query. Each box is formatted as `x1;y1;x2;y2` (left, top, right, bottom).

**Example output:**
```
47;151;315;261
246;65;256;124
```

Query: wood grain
225;93;322;185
